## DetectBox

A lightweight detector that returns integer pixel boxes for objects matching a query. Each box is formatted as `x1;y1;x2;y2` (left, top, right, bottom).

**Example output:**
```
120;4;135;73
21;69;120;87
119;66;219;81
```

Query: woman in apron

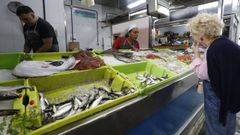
112;24;140;51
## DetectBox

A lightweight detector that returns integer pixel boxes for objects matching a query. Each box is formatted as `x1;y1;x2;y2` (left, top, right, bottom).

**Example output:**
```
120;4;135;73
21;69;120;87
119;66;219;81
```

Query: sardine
39;93;47;111
109;90;124;97
122;87;135;95
53;105;57;113
85;89;99;108
44;98;49;106
0;91;19;100
0;109;19;116
65;109;76;117
78;94;90;110
43;106;54;113
57;102;72;110
52;102;72;118
73;97;82;110
0;85;32;92
89;95;103;109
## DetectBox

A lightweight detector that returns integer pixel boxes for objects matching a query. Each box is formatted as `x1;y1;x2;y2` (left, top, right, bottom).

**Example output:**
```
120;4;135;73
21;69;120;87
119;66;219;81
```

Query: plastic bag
12;57;76;77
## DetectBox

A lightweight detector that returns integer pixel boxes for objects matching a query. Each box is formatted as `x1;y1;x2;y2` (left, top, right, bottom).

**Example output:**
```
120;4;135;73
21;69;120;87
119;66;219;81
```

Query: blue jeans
203;81;236;135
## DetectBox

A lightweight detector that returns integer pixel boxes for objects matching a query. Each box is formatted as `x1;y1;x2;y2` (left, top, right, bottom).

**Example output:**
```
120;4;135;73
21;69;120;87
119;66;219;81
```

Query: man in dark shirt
16;6;59;53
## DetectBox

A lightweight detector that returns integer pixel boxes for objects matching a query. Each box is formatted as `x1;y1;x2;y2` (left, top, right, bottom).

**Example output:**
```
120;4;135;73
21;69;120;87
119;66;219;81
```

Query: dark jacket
207;36;240;125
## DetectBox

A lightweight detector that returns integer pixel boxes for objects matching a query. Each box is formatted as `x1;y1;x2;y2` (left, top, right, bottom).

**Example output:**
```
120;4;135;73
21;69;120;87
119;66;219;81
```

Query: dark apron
26;29;42;52
26;24;59;52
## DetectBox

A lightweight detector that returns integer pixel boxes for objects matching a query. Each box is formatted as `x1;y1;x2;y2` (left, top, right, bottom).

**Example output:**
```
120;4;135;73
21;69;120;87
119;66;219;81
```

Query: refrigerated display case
0;51;203;135
44;72;203;135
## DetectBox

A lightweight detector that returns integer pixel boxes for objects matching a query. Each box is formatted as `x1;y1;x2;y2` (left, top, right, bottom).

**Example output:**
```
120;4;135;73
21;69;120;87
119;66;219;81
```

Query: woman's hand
191;42;200;58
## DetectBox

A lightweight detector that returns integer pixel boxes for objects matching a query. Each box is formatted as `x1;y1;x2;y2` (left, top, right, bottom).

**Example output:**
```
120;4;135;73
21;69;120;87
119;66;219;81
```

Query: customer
187;13;240;135
16;6;59;53
112;24;140;51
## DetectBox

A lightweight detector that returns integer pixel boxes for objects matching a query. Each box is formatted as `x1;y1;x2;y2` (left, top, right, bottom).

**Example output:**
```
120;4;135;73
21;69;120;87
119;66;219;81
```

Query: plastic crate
26;66;138;135
112;61;178;94
0;79;32;135
0;52;25;70
0;52;25;83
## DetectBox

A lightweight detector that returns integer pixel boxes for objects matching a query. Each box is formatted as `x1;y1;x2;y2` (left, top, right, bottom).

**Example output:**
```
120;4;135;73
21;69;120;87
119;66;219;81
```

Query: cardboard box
68;42;80;51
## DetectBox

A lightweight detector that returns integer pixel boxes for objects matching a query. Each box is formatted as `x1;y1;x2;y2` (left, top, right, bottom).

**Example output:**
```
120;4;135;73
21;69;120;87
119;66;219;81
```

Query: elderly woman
112;24;140;51
187;13;240;135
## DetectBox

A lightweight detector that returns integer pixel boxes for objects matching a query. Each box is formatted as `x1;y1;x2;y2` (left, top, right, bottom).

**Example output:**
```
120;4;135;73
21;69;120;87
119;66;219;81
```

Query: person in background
187;13;240;135
16;6;59;53
112;24;140;51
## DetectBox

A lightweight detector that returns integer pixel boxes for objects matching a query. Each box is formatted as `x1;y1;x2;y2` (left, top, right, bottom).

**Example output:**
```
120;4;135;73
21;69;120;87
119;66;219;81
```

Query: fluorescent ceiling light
198;1;218;10
129;9;147;16
157;5;170;16
127;0;146;9
198;1;232;11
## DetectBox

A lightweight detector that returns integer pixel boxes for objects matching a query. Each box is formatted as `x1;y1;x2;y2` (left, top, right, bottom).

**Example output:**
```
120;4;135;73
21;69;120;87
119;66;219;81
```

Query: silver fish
39;93;47;111
0;91;19;100
52;102;72;118
78;95;90;110
0;109;19;116
89;95;103;109
0;85;32;92
65;108;77;117
53;105;57;113
44;98;49;106
73;97;82;110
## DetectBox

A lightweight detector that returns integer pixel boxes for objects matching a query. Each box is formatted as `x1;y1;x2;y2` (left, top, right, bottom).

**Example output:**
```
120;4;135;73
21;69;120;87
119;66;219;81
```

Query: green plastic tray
0;79;32;135
27;67;138;135
0;52;25;70
112;61;178;94
0;79;25;115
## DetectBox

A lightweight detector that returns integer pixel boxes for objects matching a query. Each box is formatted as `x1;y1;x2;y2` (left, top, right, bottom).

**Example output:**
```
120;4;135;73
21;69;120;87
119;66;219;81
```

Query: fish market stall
0;50;198;135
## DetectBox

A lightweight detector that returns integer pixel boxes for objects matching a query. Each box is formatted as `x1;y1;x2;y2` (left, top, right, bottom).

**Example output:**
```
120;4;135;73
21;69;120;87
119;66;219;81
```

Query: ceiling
168;0;218;10
94;0;127;10
94;0;219;11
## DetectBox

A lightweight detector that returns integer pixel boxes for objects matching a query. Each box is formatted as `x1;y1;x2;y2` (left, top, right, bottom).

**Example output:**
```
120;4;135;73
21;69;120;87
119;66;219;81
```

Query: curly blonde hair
186;13;224;38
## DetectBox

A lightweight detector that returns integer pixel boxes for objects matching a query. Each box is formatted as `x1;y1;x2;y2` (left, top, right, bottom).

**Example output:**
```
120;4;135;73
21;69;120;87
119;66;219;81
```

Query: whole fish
52;102;72;118
89;95;103;109
0;85;32;92
0;91;19;100
109;90;124;98
65;108;76;118
39;93;47;111
0;109;19;116
78;94;90;110
73;97;82;110
122;87;135;95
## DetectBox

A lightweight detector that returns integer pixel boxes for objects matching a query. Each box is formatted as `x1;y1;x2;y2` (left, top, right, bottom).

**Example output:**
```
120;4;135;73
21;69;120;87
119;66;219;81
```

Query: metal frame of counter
46;72;200;135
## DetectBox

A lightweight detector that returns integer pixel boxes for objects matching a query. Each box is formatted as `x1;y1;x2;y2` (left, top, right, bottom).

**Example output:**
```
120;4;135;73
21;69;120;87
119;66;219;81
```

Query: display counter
46;72;203;135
